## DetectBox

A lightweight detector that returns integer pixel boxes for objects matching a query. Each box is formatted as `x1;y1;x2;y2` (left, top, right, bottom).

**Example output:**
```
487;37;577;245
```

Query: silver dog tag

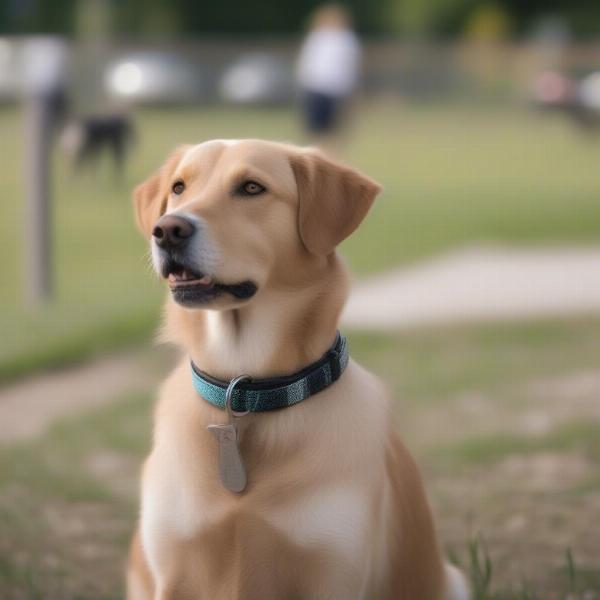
207;374;251;494
207;423;247;493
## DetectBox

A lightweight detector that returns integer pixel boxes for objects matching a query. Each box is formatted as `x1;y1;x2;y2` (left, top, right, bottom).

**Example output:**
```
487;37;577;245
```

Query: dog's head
133;140;381;309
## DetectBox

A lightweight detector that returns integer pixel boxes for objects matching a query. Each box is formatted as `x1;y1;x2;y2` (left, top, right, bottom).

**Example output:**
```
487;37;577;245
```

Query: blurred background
1;1;600;598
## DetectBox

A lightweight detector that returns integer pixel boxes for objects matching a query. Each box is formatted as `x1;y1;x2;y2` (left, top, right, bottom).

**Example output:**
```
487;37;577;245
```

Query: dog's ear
133;172;163;239
290;149;382;255
133;145;190;238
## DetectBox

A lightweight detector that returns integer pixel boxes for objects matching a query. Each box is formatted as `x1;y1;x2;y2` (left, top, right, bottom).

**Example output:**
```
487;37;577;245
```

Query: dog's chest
142;474;370;578
267;485;370;562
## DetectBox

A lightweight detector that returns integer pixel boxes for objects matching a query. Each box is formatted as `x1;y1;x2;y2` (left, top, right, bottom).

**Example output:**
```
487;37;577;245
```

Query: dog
60;114;133;175
127;140;469;600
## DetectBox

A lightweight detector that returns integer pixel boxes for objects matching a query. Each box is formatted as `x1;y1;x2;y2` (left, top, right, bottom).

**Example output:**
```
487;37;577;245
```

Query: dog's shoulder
335;358;394;425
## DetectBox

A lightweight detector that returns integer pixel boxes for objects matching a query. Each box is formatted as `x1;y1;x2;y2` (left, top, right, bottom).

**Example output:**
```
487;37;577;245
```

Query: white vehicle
105;52;207;104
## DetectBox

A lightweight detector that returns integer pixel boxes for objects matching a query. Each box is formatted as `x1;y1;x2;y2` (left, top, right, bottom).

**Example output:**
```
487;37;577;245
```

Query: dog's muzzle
150;215;258;307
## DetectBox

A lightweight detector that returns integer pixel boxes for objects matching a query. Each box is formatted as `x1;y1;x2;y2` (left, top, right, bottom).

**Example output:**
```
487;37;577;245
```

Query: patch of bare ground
85;450;140;501
406;370;600;598
0;487;132;600
431;455;600;598
401;369;600;450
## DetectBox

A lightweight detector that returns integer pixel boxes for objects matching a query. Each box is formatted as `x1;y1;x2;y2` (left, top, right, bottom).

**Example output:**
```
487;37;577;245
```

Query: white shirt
297;28;361;98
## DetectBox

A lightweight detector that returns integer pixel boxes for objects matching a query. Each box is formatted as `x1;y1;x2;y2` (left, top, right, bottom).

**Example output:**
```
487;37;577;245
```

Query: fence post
24;95;53;304
21;37;67;306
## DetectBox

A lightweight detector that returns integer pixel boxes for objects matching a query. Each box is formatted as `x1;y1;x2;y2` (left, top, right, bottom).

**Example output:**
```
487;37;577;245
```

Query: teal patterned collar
190;332;349;413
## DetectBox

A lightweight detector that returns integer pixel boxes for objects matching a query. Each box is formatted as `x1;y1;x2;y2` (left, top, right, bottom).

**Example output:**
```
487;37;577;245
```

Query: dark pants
303;90;341;133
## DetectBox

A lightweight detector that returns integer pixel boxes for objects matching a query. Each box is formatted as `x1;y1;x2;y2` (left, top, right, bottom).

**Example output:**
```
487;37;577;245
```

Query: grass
349;316;600;404
463;539;600;600
1;319;600;598
0;393;150;599
434;419;600;467
2;102;600;378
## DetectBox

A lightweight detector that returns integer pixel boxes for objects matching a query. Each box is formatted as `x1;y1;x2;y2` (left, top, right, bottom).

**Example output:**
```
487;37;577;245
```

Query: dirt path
343;245;600;329
0;346;175;443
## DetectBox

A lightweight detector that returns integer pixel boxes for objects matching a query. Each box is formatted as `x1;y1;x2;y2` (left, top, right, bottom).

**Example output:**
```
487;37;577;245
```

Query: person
297;4;361;143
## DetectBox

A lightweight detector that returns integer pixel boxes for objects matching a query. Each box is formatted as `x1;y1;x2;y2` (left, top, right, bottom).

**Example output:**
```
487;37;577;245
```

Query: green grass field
2;102;600;379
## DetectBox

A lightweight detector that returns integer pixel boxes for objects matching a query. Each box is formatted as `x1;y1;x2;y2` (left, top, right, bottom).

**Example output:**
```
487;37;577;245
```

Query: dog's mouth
167;264;214;289
162;261;257;306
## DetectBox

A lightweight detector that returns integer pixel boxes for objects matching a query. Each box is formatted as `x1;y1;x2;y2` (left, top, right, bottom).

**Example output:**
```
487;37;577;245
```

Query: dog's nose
152;215;195;249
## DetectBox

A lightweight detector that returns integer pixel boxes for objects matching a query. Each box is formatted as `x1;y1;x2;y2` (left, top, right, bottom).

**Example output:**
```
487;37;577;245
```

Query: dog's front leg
126;529;155;600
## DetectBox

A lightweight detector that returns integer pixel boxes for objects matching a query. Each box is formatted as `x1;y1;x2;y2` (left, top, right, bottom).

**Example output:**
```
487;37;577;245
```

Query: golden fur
127;140;468;600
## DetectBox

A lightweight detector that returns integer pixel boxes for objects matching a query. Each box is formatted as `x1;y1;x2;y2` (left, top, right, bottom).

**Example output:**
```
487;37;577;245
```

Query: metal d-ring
226;374;252;420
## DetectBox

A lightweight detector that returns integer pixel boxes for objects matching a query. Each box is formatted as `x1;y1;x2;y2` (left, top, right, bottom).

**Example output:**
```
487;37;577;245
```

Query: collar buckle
226;374;252;418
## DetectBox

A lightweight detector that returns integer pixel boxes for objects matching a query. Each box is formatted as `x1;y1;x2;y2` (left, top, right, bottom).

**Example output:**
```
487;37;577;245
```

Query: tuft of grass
566;547;578;594
461;537;598;600
469;535;493;599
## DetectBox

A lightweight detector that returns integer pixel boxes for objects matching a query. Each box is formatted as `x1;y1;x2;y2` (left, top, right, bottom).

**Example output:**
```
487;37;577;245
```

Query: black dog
61;114;134;176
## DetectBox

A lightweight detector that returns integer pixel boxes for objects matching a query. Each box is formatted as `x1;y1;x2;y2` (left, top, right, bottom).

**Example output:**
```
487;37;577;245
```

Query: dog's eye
172;181;185;195
239;181;265;196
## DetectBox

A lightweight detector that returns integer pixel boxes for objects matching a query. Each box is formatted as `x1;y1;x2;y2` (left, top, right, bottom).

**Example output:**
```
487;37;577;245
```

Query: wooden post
21;37;67;305
24;95;53;304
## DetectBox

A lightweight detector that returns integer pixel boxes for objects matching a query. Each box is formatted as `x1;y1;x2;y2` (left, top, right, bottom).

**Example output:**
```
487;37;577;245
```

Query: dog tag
207;375;251;494
207;423;247;493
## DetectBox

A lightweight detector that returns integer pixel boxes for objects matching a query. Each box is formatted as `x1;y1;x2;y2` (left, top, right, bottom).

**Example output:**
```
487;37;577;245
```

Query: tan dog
127;140;469;600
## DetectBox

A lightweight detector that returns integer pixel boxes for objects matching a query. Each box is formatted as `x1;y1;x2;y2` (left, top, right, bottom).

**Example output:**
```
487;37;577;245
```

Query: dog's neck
165;255;350;380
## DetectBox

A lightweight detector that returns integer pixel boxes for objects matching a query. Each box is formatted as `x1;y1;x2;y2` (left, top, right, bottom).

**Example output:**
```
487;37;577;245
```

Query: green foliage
469;535;494;599
0;0;77;34
0;0;389;36
169;0;388;35
500;0;600;37
2;0;600;36
387;0;474;36
464;3;512;40
566;548;578;596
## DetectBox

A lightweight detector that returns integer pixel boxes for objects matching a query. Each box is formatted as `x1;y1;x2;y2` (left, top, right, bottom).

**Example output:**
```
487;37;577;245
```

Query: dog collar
190;332;349;413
